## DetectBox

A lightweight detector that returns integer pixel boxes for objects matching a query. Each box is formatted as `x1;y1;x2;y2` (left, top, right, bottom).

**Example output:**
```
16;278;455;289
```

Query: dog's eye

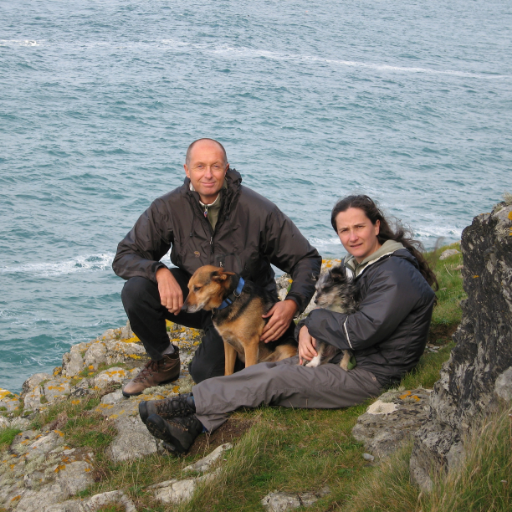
193;286;202;292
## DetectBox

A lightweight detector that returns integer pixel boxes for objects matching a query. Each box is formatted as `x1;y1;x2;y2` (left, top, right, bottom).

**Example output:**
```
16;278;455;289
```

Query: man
113;138;321;397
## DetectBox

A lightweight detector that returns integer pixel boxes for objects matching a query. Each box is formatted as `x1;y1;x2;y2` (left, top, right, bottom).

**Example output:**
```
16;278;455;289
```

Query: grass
2;243;479;511
0;427;22;449
341;404;512;512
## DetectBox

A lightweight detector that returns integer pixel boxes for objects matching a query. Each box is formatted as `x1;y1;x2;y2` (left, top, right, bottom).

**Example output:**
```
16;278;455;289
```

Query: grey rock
10;418;31;431
362;453;375;462
352;389;431;458
0;417;9;429
100;389;125;405
86;490;137;512
26;431;66;460
55;461;94;496
14;483;67;512
183;443;232;473
261;487;330;511
495;367;512;401
83;343;107;367
42;501;85;512
11;430;40;450
43;378;71;404
120;321;134;340
106;415;159;462
152;477;197;504
103;340;146;366
91;367;130;390
439;248;460;260
23;385;44;412
150;471;218;505
21;373;52;396
62;351;84;378
410;202;512;491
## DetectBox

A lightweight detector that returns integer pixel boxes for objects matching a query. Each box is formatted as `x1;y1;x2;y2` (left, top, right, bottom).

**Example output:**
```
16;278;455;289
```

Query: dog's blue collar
218;276;245;310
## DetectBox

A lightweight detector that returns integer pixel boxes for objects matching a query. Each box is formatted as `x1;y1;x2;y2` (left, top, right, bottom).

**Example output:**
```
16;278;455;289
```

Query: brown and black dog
182;265;297;375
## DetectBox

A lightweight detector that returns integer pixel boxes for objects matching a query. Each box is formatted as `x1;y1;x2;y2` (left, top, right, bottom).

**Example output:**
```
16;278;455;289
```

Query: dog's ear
211;270;236;282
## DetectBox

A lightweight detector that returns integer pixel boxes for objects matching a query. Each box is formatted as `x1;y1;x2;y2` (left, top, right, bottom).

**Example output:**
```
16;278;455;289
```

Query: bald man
113;139;321;396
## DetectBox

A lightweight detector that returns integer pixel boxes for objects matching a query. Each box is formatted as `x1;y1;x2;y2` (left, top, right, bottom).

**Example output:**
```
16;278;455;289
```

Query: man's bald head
185;138;228;166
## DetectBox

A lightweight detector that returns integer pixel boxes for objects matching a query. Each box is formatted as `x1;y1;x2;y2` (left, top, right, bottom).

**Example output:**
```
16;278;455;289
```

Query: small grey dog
304;265;360;370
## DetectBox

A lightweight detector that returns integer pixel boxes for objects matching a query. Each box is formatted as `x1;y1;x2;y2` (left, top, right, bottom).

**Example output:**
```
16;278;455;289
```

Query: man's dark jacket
304;249;435;386
113;169;321;313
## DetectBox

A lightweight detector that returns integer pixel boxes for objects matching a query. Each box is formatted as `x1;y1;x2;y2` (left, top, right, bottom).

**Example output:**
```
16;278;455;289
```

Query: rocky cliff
410;200;512;491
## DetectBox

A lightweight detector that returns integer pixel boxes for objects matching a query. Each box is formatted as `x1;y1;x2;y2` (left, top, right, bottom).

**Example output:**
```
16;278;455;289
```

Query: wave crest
0;253;115;277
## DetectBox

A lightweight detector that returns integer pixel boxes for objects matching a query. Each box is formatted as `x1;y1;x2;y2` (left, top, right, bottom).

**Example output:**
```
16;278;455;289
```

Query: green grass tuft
0;427;22;450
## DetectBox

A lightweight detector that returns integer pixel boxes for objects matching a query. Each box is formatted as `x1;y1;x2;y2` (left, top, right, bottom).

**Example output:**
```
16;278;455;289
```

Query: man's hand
261;299;298;343
156;267;183;315
298;325;317;365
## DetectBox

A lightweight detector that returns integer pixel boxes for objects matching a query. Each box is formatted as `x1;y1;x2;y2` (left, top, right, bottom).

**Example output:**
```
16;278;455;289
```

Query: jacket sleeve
112;199;173;282
304;262;419;351
261;207;322;313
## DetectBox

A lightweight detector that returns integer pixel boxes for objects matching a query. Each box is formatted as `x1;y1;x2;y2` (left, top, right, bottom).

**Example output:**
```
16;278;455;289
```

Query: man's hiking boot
139;393;196;424
146;413;204;454
122;346;180;397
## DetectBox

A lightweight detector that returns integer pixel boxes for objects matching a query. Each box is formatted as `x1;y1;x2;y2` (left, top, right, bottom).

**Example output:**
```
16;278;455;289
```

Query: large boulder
410;200;512;491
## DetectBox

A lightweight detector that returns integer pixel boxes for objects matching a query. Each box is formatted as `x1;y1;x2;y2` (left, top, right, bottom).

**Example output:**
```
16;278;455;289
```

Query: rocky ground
0;255;460;512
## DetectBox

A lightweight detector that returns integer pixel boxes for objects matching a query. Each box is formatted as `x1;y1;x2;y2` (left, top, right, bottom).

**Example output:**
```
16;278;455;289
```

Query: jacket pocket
214;253;242;274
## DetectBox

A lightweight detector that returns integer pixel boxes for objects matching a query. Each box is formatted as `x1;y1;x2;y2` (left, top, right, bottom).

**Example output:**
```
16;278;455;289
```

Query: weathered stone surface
0;417;10;429
21;374;52;396
352;389;431;458
23;385;44;412
150;471;218;505
83;342;107;368
43;379;71;404
0;389;21;414
410;201;512;491
14;483;68;512
106;415;159;462
10;418;31;431
62;351;85;379
495;366;512;401
90;367;134;390
55;461;94;496
100;389;125;405
261;487;330;511
103;340;147;366
183;443;232;473
439;248;460;260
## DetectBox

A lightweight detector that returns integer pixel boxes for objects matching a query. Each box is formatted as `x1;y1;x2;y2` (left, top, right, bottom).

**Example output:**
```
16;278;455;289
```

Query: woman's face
335;207;381;263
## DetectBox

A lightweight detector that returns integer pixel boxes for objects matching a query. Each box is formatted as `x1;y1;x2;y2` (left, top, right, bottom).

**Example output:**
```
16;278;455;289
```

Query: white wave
308;237;341;247
0;253;115;277
414;226;463;239
167;40;509;80
0;39;39;47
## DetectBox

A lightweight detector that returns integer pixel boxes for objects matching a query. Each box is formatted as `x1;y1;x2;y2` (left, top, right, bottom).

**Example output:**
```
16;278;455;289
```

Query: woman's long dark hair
331;195;438;290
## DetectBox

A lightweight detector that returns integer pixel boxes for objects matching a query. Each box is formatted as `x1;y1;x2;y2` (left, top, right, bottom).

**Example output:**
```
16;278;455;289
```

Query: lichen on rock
410;200;512;491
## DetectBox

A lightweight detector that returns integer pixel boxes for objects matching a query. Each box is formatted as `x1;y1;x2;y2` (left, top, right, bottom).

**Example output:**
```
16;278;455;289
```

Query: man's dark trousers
120;268;295;383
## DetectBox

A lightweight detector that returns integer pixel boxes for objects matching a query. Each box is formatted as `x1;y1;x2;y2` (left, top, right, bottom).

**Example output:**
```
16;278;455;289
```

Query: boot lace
134;360;159;382
157;394;195;418
171;414;202;433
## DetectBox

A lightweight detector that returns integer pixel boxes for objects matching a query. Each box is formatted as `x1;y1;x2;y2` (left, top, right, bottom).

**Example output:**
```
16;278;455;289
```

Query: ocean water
1;0;511;392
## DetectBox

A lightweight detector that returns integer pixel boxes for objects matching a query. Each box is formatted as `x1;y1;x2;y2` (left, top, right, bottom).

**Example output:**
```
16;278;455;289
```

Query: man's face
184;140;228;204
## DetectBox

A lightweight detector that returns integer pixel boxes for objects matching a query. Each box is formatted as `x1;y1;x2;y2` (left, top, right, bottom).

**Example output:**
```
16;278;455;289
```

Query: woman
140;195;437;454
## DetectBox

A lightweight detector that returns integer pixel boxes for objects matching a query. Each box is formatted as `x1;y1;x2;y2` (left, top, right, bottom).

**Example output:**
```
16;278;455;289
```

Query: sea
1;0;511;392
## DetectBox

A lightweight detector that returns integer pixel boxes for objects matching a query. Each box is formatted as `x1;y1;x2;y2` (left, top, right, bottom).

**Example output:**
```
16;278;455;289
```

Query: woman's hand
298;325;318;365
